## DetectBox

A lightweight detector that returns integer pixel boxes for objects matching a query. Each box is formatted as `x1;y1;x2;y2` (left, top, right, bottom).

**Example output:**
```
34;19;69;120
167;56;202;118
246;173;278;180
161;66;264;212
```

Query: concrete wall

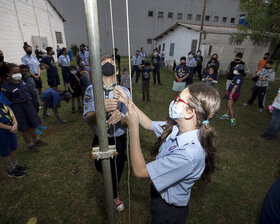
0;0;66;64
50;0;242;56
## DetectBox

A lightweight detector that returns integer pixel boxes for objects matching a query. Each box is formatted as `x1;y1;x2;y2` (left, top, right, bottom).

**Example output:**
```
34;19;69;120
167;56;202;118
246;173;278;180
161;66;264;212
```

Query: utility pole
83;0;116;223
198;0;207;50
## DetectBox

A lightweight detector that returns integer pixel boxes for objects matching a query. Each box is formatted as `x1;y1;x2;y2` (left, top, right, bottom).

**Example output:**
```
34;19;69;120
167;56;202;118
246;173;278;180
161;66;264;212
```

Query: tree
231;0;280;70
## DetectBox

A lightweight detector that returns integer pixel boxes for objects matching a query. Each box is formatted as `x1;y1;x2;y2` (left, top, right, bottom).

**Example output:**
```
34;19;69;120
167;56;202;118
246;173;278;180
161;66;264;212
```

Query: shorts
48;74;60;87
32;75;42;89
61;66;70;83
0;130;18;157
172;81;186;92
226;79;232;90
227;91;240;102
11;101;42;132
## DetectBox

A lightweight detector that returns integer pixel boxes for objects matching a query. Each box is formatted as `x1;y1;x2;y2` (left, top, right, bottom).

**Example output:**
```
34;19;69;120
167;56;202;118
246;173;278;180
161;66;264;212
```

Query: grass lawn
0;57;279;224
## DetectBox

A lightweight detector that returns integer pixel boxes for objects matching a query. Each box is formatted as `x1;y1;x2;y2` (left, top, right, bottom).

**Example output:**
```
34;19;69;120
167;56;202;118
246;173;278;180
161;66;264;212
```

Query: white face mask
71;70;77;75
169;101;183;119
12;73;22;81
233;70;239;75
188;55;193;58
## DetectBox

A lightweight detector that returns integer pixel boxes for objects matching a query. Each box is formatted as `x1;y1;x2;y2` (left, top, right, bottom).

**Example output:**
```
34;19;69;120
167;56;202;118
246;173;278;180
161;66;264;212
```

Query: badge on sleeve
84;94;92;103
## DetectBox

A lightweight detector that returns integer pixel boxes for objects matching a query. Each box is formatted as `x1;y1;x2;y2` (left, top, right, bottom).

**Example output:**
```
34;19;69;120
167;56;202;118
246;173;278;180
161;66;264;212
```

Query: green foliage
71;44;79;56
232;0;280;44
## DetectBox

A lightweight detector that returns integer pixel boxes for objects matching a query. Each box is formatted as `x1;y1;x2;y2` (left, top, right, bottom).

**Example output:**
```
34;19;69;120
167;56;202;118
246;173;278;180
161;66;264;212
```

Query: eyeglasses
174;96;188;105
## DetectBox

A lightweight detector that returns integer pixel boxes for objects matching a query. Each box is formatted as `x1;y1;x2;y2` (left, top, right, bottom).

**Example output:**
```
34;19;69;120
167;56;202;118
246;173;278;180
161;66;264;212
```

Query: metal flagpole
198;0;207;50
83;0;116;223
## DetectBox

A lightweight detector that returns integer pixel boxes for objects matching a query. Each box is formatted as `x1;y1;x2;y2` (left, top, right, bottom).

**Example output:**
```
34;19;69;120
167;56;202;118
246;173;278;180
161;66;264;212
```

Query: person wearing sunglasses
114;84;220;223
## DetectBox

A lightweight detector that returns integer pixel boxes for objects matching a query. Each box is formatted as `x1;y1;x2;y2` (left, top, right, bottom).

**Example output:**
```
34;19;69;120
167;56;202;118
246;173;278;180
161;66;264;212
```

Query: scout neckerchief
0;103;13;125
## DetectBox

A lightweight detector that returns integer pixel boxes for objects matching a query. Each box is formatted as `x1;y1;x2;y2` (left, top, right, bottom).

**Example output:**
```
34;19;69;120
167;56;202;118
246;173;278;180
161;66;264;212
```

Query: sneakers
230;118;236;126
34;139;48;147
15;165;29;172
38;125;47;131
27;144;40;152
7;169;25;178
35;128;43;136
219;114;230;120
260;132;276;140
258;108;264;112
243;103;250;106
113;197;124;212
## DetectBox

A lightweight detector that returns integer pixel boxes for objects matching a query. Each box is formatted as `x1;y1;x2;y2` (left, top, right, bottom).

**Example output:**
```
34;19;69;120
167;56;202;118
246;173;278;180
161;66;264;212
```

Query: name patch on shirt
168;145;177;152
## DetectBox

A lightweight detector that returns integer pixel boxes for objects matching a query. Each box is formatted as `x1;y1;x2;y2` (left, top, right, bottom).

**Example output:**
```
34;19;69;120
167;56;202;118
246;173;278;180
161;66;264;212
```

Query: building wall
50;0;242;56
156;27;269;75
0;0;66;64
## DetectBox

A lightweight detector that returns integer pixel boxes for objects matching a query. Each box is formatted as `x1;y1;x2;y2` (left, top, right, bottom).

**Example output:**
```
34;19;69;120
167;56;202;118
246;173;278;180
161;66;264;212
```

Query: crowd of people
0;42;279;223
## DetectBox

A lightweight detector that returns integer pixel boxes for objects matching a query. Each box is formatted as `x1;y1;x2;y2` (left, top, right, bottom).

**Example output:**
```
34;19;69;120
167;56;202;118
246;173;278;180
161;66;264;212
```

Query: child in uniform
172;56;190;97
67;65;82;113
202;66;218;87
151;49;161;85
120;68;131;91
77;61;91;96
114;83;220;223
219;64;245;126
1;64;47;152
41;89;72;123
138;62;154;101
0;92;28;178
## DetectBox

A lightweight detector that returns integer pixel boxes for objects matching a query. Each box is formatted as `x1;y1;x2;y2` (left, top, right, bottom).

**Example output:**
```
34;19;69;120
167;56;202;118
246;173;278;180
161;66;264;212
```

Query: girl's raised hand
114;86;130;106
125;103;139;129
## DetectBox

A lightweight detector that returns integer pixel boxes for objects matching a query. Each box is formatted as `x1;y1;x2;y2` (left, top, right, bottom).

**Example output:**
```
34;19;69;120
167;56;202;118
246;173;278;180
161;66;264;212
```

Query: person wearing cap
219;64;245;126
40;47;60;90
83;55;130;212
41;89;71;123
243;60;275;112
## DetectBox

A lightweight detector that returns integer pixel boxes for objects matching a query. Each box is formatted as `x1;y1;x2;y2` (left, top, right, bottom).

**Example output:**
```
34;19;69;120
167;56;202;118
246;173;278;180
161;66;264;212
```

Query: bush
71;44;79;56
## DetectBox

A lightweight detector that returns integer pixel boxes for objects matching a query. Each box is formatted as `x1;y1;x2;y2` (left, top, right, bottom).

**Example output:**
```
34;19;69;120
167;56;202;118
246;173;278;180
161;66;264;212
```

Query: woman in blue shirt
114;84;220;223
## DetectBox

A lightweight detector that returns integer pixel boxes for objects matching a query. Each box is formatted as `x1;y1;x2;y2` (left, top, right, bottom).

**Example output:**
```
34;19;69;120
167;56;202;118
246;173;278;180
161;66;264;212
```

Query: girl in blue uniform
114;84;220;223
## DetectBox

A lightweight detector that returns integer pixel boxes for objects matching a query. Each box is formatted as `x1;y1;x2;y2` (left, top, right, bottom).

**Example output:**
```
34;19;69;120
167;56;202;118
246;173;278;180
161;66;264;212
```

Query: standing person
77;61;92;96
140;47;146;64
202;66;218;87
56;45;61;58
120;68;131;91
114;83;221;224
261;88;280;140
84;55;130;212
225;52;246;91
185;52;197;85
0;50;8;87
151;49;161;85
160;49;165;68
41;89;71;123
219;64;245;126
138;62;154;101
131;50;142;84
206;53;220;74
1;64;47;152
113;48;121;84
68;48;73;62
172;56;190;97
40;47;60;90
243;61;275;112
257;52;270;72
21;45;42;95
77;44;90;66
0;92;28;178
67;65;82;113
194;50;203;81
58;47;71;91
35;45;44;62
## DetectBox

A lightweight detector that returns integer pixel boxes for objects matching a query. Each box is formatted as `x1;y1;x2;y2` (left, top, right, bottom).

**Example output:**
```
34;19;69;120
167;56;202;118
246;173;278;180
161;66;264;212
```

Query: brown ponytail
188;84;221;181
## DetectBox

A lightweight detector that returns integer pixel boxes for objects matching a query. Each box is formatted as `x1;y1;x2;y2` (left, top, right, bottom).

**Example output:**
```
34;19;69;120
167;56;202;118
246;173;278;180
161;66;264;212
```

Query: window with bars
196;14;201;21
177;13;183;20
158;11;164;18
168;12;173;18
222;17;227;23
55;31;63;44
148;11;153;17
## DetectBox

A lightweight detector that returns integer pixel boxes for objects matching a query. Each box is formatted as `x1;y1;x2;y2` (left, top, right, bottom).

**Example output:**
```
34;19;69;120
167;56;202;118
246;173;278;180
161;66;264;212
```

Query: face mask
169;101;183;119
235;59;240;62
188;55;193;58
0;55;3;62
12;73;22;81
24;73;30;79
264;66;271;69
212;57;216;61
197;52;201;56
154;53;158;56
26;51;32;55
233;70;239;75
181;62;186;65
263;56;268;60
102;62;115;76
71;70;77;75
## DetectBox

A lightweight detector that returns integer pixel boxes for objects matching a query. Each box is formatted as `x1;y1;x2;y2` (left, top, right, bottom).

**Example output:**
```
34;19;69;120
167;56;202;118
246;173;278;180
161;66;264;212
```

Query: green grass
0;57;279;224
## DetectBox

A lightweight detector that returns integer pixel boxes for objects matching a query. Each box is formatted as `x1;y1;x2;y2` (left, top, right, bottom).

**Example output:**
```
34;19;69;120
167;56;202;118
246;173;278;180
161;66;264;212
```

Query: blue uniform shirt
1;79;31;104
151;55;161;68
41;88;62;109
174;64;189;82
140;67;152;81
0;92;12;125
131;56;142;66
21;54;40;74
146;121;206;206
186;57;197;68
41;55;59;77
228;75;243;93
83;84;130;137
78;51;90;66
58;54;70;67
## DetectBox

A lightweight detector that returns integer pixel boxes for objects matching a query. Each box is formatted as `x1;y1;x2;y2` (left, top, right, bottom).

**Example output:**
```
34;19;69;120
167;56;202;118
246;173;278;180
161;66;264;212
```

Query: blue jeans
267;108;280;136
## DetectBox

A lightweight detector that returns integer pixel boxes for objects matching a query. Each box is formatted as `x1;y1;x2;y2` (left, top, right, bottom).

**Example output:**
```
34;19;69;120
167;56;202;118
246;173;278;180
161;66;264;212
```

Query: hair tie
202;120;209;124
